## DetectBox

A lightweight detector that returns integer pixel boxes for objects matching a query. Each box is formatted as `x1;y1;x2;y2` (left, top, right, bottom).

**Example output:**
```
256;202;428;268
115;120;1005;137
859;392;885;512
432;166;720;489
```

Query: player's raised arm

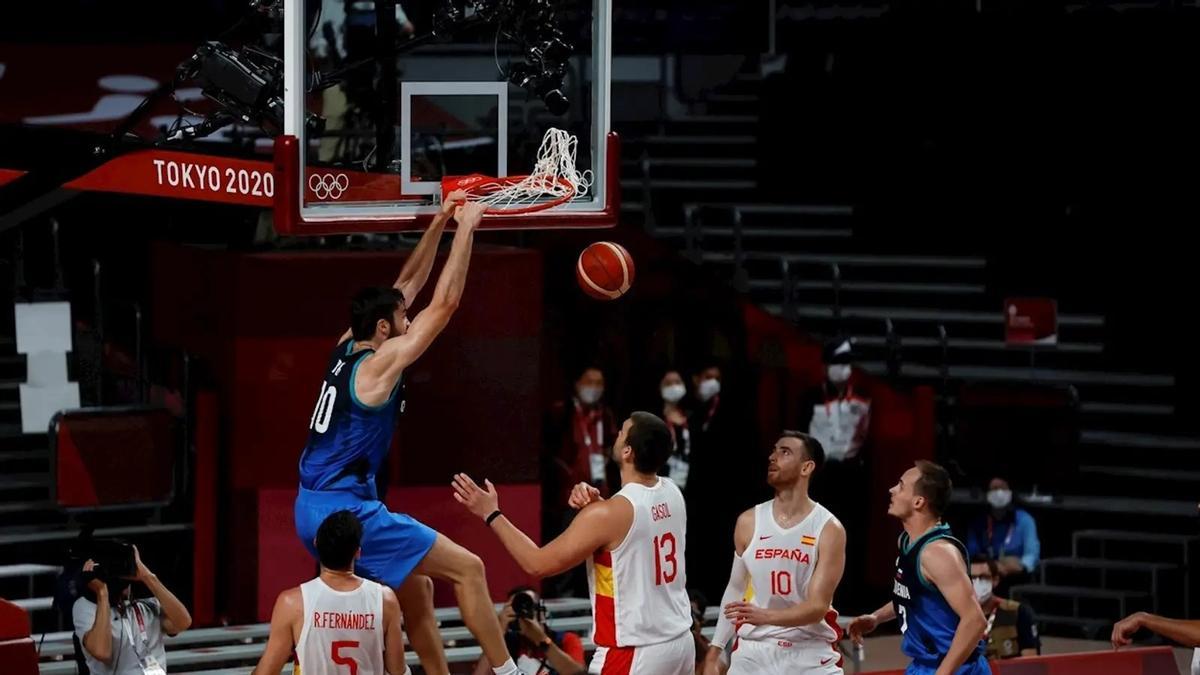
334;192;465;346
394;190;466;302
921;540;987;675
452;473;630;578
364;201;484;385
251;588;302;675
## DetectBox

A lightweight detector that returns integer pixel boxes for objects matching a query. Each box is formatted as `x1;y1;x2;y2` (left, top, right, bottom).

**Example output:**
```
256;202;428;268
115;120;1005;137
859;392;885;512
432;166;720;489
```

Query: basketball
576;241;635;300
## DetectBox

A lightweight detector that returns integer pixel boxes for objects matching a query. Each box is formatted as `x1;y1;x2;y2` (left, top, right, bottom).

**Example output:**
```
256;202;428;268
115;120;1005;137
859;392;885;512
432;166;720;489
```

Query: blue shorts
295;487;438;589
907;657;991;675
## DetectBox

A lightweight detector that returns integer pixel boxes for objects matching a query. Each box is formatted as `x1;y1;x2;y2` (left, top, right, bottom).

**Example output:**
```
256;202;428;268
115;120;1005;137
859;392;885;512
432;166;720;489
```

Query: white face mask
972;577;993;602
661;383;686;404
827;364;852;384
578;386;603;406
987;489;1013;510
697;378;721;402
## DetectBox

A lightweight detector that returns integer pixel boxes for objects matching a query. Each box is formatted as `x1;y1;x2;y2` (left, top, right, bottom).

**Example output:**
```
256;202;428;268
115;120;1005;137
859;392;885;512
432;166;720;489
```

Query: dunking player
452;412;695;675
702;431;847;675
848;461;989;675
294;198;524;675
254;511;407;675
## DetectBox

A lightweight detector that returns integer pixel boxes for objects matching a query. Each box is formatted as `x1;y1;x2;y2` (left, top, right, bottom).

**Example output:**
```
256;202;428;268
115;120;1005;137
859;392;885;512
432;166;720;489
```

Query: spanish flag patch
801;535;817;547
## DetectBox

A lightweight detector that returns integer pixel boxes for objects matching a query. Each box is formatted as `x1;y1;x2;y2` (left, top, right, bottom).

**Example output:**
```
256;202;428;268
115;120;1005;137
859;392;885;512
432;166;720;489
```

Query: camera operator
73;544;192;675
472;587;585;675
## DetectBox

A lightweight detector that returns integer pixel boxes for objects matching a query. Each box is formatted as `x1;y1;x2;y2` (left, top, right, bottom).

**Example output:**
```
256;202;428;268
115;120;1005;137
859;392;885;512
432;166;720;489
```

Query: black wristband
485;510;503;526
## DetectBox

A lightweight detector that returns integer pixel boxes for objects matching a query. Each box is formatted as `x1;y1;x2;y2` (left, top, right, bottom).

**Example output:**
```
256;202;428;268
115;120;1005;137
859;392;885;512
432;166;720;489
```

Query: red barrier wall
151;243;545;622
0;599;37;675
865;647;1179;675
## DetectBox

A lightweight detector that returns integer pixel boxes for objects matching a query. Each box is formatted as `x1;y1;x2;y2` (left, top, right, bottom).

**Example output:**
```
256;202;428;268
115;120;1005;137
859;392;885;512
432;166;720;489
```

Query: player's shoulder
273;586;305;620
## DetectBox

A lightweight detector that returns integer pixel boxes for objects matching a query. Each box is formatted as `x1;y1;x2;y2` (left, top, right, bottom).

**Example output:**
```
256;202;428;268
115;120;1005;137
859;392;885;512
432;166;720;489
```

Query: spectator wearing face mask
970;559;1040;659
802;338;871;465
657;370;691;490
966;477;1041;590
801;338;872;609
543;365;618;597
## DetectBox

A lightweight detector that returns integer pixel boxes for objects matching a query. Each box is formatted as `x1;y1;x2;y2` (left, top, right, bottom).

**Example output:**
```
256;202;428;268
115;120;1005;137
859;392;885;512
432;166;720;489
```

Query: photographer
73;543;192;675
472;587;585;675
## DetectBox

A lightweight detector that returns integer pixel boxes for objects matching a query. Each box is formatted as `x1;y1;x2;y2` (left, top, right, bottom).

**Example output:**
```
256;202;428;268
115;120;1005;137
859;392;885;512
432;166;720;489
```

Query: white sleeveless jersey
738;500;841;644
586;477;692;648
297;578;386;675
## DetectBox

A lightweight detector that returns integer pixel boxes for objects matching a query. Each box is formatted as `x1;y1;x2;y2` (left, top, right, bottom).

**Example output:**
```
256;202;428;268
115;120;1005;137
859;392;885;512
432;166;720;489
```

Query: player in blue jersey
848;461;989;675
295;197;522;675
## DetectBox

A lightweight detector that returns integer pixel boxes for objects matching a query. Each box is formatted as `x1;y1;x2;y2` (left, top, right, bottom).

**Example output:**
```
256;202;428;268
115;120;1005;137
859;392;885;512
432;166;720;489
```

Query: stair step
1040;557;1176;572
705;251;986;269
636;134;756;145
1078;402;1174;416
0;473;48;491
1074;529;1199;546
621;178;757;191
858;361;1172;388
12;596;53;611
660;226;852;240
624;157;756;169
764;304;1104;327
1078;465;1200;484
1009;584;1149;600
686;203;854;217
854;334;1100;353
1081;430;1200;451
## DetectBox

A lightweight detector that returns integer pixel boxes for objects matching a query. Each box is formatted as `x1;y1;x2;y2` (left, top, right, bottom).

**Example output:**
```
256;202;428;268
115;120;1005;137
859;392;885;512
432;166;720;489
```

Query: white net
464;128;593;211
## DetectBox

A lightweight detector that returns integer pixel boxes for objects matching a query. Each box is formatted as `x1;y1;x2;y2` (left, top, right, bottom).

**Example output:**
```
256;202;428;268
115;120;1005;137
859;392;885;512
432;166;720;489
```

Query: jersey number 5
654;532;678;585
331;640;360;675
310;381;337;434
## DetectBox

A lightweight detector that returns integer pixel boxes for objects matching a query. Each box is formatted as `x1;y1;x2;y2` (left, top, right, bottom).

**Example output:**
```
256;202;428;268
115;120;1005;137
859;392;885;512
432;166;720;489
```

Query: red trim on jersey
593;593;617;647
599;645;635;675
593;549;613;566
824;609;843;641
824;609;844;667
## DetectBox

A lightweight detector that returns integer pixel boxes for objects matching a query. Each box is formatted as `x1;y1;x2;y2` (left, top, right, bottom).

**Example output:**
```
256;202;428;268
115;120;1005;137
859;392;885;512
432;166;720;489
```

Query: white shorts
727;637;844;675
588;631;695;675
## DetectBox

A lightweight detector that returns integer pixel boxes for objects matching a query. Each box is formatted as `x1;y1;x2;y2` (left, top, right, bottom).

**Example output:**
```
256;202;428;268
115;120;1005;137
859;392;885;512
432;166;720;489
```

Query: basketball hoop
442;128;592;215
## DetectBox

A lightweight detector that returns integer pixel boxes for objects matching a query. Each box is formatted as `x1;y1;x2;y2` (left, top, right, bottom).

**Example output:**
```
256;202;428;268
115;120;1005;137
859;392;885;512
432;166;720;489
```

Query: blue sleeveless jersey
298;341;404;500
892;523;987;668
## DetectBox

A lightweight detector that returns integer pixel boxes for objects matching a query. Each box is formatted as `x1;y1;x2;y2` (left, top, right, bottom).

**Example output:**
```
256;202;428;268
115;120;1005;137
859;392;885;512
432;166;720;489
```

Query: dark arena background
2;0;1200;673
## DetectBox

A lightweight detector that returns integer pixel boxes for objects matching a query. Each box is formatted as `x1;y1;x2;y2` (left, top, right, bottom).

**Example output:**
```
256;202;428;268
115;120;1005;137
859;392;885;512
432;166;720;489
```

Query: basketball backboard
275;0;616;235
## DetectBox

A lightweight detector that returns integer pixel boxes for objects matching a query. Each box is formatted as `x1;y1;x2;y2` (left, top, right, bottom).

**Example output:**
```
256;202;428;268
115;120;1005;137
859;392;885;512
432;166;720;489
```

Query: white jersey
587;477;691;648
738;500;840;644
297;577;386;675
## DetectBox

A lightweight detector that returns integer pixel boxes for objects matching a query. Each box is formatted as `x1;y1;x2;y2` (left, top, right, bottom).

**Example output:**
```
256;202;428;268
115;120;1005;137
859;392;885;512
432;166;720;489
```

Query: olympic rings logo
309;173;350;200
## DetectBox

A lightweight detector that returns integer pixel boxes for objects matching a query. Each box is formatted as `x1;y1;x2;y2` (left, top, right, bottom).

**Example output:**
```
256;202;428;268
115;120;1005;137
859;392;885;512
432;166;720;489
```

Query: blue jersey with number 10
298;341;404;500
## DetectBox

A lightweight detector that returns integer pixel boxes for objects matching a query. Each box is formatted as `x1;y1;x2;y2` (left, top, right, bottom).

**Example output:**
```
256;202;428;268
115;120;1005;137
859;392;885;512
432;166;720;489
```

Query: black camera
72;539;136;585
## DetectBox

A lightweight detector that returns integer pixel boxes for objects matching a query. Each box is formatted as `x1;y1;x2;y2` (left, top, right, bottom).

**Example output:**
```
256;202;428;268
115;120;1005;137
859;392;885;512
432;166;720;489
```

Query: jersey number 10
310;381;338;434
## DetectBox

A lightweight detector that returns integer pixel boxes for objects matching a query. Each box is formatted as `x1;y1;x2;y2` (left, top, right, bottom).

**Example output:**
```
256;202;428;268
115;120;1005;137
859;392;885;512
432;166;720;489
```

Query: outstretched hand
452;473;499;520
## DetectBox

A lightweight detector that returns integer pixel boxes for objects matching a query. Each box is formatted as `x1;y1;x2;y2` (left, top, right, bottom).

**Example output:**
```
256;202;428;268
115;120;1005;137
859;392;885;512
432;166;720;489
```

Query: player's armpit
360;303;456;392
533;498;633;578
732;507;755;557
252;588;302;675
